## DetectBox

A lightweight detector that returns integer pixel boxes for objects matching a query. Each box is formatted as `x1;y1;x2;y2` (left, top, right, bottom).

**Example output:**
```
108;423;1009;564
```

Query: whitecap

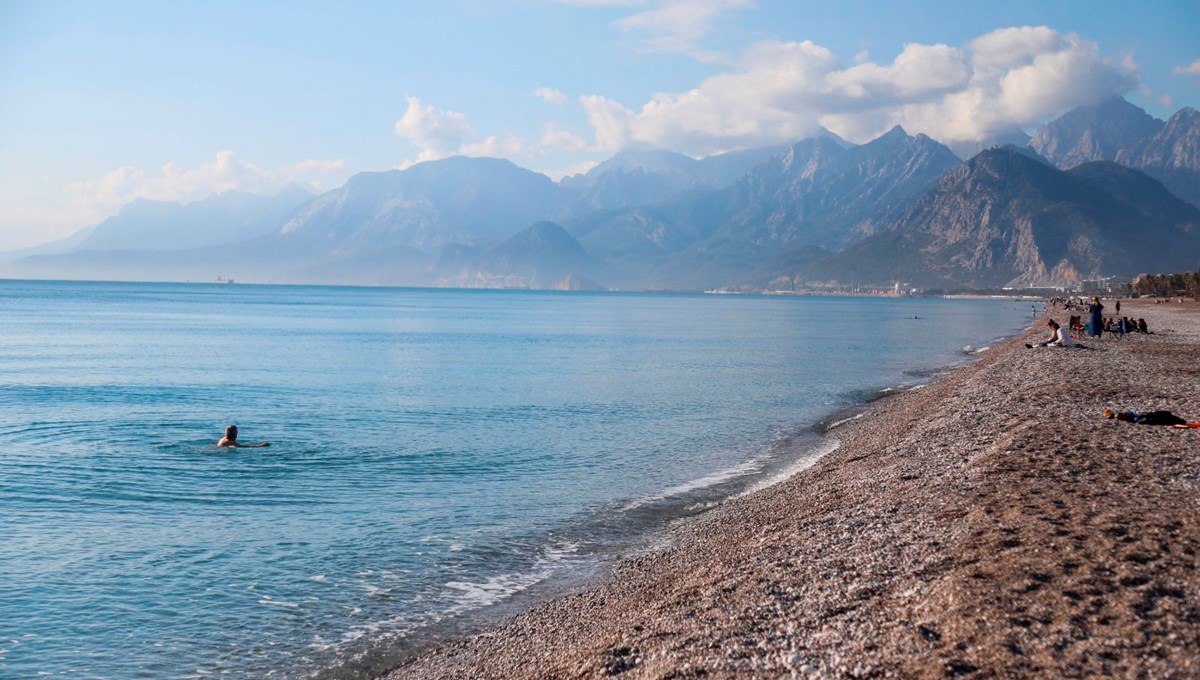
825;412;864;431
737;439;840;498
621;459;763;511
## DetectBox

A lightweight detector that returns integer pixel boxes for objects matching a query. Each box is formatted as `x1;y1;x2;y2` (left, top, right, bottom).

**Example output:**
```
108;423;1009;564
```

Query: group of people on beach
1031;296;1148;348
1100;316;1148;335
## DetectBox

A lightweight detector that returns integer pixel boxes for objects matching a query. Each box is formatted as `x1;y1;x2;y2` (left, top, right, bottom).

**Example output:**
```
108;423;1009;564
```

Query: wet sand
383;299;1200;679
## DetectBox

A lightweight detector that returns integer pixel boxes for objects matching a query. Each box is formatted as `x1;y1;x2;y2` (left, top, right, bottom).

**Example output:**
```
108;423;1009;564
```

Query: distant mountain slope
50;186;312;253
439;221;616;290
0;186;313;279
0;223;98;265
277;156;568;255
796;148;1200;289
570;127;961;288
557;143;792;218
1029;96;1164;169
1115;107;1200;207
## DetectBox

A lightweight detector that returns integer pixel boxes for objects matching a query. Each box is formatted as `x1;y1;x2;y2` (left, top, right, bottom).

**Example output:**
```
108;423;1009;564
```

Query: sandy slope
383;299;1200;679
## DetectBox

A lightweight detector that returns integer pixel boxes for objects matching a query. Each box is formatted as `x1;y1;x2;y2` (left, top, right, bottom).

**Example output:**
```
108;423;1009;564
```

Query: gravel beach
383;299;1200;679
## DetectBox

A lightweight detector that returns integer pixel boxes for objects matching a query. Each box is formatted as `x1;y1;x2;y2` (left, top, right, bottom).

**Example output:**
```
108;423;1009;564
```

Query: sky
0;0;1198;250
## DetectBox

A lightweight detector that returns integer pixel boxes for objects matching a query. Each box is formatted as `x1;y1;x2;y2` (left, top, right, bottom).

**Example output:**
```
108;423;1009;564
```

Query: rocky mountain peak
1114;104;1200;206
1028;96;1164;169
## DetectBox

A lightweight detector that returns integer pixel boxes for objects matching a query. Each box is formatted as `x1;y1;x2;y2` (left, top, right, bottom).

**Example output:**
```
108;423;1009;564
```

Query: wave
620;459;763;511
441;542;581;615
736;438;840;498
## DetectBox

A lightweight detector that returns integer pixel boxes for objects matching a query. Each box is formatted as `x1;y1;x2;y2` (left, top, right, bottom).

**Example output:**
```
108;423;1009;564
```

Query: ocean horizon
0;280;1032;678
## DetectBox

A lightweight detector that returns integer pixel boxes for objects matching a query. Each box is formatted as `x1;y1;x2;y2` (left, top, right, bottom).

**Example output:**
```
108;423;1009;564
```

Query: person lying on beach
1102;409;1191;426
1026;319;1074;348
217;424;270;448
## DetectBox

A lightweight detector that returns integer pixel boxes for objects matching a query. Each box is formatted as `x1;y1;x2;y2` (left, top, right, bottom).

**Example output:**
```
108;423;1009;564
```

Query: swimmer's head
224;424;238;440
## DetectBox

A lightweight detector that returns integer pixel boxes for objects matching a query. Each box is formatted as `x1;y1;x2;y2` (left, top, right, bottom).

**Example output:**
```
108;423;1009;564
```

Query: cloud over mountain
394;95;475;163
68;151;344;218
580;26;1139;156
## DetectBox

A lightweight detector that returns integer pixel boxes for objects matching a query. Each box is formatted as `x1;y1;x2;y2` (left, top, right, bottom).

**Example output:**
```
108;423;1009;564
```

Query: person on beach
1028;319;1074;348
1103;409;1188;425
1088;297;1104;338
217;424;270;448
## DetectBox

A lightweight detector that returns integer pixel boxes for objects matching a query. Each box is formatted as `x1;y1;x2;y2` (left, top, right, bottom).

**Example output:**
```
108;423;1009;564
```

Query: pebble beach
382;298;1200;679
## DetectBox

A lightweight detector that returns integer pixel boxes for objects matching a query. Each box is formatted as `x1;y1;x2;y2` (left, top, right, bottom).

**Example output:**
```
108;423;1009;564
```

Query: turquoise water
0;281;1031;678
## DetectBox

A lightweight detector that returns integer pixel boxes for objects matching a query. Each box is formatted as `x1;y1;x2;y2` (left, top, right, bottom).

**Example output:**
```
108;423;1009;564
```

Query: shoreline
325;325;1015;678
338;367;955;678
381;298;1200;678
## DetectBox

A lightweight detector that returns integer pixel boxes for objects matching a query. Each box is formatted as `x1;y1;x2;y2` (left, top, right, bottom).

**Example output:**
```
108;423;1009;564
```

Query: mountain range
5;97;1199;292
794;149;1200;289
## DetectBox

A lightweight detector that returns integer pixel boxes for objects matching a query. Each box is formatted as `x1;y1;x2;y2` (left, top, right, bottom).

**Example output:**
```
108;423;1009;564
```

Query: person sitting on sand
217;424;270;448
1028;319;1074;348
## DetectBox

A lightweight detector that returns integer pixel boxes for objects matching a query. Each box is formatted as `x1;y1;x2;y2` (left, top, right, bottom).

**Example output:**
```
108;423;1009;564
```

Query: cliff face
795;148;1200;289
1029;96;1164;170
1115;107;1200;207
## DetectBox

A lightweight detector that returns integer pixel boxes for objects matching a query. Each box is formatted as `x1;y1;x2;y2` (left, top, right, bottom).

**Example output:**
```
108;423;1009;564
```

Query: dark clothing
1088;302;1104;338
1115;410;1187;426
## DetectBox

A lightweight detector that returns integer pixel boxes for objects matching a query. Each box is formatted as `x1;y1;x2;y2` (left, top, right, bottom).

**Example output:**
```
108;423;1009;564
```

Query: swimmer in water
217;424;270;448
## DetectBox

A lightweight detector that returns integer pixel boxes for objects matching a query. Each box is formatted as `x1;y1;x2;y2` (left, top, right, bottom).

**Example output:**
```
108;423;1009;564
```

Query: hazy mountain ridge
1029;96;1165;170
557;143;792;219
582;126;963;288
439;221;615;290
1114;107;1200;207
7;101;1200;291
277;156;568;256
1026;98;1199;208
794;148;1200;289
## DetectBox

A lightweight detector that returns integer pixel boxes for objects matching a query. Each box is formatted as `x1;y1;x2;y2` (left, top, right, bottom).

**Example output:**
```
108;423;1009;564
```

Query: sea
0;280;1034;679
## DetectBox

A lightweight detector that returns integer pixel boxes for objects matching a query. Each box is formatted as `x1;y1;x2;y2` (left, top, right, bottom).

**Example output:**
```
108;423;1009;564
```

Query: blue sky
1;0;1198;249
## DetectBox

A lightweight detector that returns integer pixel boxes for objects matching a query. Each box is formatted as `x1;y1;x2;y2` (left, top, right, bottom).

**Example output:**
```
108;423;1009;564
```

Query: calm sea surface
0;280;1032;678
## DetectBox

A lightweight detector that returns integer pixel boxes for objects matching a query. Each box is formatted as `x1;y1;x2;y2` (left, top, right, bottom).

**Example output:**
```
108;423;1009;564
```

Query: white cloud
1174;58;1200;76
435;123;588;161
534;87;569;104
1160;94;1174;108
458;134;526;158
394;95;590;168
614;0;753;60
67;151;346;217
536;123;589;153
283;158;346;175
579;26;1139;155
394;95;473;163
552;0;753;61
